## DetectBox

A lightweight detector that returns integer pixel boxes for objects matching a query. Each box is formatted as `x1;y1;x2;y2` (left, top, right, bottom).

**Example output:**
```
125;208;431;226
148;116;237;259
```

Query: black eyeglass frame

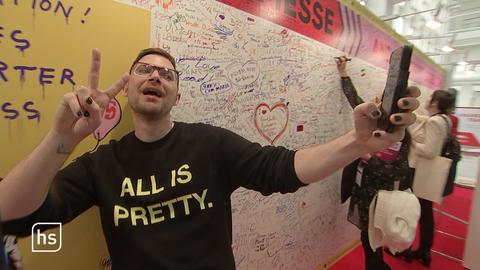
133;62;179;82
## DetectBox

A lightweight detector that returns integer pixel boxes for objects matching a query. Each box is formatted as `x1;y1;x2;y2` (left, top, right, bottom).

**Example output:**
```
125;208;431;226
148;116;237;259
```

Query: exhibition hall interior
1;0;479;270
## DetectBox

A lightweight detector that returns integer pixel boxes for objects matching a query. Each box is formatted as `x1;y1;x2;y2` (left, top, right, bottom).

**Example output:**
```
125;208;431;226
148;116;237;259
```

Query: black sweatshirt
3;122;305;270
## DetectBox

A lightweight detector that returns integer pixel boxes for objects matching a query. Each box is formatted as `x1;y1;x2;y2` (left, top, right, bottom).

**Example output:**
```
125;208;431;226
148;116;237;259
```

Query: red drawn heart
254;102;289;145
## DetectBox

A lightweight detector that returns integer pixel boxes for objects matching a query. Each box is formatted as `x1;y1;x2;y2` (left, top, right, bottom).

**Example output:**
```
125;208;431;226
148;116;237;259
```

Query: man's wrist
45;130;80;155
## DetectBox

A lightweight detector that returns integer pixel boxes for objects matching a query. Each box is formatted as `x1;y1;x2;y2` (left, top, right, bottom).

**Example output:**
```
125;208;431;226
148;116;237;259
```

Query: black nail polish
86;97;93;105
77;111;83;117
394;115;402;122
84;111;90;117
402;99;410;106
371;110;380;118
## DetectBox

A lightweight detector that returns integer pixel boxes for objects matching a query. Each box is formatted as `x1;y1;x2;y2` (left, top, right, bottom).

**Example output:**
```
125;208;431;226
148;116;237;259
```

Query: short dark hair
431;90;455;114
129;48;177;74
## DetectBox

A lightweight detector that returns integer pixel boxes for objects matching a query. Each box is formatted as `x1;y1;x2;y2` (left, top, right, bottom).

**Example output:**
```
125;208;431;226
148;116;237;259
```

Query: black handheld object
377;45;413;133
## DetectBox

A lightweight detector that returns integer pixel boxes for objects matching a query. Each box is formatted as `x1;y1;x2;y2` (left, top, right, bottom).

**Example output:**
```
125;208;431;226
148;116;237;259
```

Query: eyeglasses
133;62;179;82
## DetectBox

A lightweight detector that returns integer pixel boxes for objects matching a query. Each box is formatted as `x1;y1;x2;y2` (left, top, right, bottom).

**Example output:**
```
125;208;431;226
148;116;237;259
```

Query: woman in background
406;90;456;267
336;56;414;270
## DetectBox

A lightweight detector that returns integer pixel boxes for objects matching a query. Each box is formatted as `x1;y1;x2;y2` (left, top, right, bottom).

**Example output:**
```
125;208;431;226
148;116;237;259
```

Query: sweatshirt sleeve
2;155;96;236
341;77;364;108
218;127;306;195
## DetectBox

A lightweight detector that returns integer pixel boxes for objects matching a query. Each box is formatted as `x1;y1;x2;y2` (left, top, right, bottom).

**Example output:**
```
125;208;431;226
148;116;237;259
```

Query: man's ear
123;79;130;97
175;93;181;105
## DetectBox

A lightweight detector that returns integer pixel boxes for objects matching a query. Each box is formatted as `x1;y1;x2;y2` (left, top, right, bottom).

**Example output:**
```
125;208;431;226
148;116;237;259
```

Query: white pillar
463;180;480;270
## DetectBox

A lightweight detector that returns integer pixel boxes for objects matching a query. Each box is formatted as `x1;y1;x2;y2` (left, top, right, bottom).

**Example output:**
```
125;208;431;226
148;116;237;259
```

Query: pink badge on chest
376;142;402;163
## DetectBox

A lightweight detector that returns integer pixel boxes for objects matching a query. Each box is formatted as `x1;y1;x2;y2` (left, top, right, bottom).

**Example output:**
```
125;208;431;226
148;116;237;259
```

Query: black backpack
439;115;462;196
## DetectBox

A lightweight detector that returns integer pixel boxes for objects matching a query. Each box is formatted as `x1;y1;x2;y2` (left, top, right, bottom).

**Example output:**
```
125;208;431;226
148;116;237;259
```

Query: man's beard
130;100;170;119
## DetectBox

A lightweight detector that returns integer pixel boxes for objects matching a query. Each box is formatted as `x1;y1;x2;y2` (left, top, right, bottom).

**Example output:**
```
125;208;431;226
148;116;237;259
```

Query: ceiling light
441;45;454;52
426;19;441;29
359;0;366;6
457;51;470;66
426;3;443;29
393;17;404;34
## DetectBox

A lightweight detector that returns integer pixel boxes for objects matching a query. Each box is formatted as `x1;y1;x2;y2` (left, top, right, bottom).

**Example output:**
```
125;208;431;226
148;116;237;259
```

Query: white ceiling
361;0;480;86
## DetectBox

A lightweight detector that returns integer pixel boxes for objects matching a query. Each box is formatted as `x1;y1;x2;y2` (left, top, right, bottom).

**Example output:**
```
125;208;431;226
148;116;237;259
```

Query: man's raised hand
52;49;129;143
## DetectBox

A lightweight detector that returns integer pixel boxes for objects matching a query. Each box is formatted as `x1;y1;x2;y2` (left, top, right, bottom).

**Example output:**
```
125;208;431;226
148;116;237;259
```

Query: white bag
412;155;452;203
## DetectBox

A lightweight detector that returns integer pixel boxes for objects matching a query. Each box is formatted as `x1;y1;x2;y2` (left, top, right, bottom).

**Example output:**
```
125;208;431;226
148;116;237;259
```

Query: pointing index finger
88;48;101;91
